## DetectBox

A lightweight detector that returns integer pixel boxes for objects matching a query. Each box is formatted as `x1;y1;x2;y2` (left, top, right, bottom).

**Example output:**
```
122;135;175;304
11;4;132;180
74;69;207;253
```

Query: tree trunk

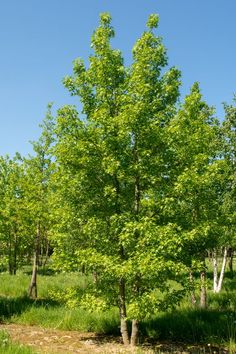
42;239;49;268
28;223;40;298
200;264;207;309
8;236;13;275
13;233;17;275
119;277;130;345
93;270;98;284
189;271;196;306
130;319;139;346
81;264;85;274
129;138;140;346
114;176;130;345
228;248;233;273
212;250;218;292
8;251;13;275
215;247;227;293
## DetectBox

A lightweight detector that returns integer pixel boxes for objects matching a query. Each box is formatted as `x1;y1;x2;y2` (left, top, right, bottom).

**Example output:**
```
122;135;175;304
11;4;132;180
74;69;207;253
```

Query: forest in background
0;13;236;350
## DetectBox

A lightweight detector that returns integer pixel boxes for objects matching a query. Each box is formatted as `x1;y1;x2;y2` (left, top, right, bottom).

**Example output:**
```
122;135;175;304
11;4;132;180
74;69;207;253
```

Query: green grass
0;270;119;334
0;330;35;354
141;308;236;345
0;266;236;351
11;305;120;334
0;269;89;299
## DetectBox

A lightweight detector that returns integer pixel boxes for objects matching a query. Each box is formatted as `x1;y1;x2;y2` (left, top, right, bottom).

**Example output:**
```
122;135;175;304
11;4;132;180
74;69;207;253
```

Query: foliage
53;14;186;339
0;155;31;274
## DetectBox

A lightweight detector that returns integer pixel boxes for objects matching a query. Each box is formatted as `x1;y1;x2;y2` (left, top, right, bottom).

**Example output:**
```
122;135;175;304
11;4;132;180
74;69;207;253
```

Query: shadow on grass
23;268;57;276
224;276;236;292
0;295;60;320
140;308;236;345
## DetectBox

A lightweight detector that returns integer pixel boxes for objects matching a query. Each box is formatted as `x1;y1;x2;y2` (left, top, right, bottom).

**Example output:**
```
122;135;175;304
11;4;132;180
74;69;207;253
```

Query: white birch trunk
215;247;227;293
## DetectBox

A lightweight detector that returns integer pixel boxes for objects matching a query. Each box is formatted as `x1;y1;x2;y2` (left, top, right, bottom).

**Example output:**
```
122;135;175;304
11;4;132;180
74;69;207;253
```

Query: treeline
0;13;236;345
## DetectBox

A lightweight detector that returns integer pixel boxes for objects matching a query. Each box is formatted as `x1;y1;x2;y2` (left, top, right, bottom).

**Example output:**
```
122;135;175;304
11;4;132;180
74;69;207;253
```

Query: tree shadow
140;308;236;345
223;274;236;291
23;267;57;276
0;295;60;320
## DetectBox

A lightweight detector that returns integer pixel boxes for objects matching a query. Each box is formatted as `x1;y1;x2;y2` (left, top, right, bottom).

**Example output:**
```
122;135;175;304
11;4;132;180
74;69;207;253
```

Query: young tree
166;83;225;305
53;13;190;345
220;99;236;277
25;105;55;298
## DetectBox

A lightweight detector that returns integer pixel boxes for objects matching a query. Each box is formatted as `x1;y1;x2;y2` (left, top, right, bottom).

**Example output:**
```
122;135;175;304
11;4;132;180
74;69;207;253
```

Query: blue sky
0;0;235;156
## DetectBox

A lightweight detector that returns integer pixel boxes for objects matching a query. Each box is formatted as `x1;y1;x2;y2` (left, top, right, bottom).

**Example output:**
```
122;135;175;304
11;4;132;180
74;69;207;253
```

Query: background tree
166;83;226;305
220;99;236;274
0;155;29;274
25;104;55;298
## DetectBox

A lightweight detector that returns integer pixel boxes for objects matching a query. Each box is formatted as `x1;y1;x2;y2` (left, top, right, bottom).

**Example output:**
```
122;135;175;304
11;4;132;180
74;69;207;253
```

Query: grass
0;330;35;354
141;308;236;345
0;269;89;299
0;266;236;351
11;305;120;334
0;269;120;334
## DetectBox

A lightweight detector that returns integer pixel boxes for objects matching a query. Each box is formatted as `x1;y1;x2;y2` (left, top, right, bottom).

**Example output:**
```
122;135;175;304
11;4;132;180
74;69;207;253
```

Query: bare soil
0;324;229;354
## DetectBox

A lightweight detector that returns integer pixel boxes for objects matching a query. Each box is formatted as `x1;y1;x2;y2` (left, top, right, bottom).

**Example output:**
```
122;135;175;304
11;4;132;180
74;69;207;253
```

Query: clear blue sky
1;0;235;156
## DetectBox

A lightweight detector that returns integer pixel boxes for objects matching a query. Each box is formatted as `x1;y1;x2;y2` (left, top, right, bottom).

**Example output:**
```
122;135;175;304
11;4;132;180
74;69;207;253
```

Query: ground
0;324;229;354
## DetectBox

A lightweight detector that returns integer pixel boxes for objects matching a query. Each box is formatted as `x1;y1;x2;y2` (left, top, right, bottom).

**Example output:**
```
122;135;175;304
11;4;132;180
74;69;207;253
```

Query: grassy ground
0;329;35;354
0;265;235;352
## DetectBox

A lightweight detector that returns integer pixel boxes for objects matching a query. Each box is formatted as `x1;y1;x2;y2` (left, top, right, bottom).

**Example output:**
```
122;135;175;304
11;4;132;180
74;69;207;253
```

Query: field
0;264;235;353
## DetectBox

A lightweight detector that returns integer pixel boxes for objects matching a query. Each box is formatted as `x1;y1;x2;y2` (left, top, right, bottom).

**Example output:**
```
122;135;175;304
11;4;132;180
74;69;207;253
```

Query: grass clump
12;305;120;334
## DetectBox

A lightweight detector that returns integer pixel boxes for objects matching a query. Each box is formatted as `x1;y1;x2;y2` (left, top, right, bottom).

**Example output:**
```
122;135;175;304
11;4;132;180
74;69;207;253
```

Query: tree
166;83;225;305
25;104;55;298
220;99;236;276
53;13;190;345
0;155;29;274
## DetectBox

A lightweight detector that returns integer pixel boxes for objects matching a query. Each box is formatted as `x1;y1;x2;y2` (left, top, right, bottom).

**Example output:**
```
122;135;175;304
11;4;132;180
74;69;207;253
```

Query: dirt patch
0;324;229;353
0;324;150;353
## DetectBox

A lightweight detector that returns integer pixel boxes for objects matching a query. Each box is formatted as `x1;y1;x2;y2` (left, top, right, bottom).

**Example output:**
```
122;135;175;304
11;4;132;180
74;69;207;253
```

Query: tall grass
11;305;120;334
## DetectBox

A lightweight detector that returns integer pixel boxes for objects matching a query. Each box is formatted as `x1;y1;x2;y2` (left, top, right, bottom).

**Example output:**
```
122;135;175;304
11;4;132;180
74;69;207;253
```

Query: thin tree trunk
13;232;17;275
42;239;49;268
8;236;13;275
28;251;38;298
28;223;40;298
81;264;85;274
212;250;218;293
130;276;140;346
215;247;227;293
93;270;98;284
228;248;233;273
114;175;130;345
200;258;207;308
119;277;130;345
8;251;13;275
130;138;140;346
189;271;196;306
